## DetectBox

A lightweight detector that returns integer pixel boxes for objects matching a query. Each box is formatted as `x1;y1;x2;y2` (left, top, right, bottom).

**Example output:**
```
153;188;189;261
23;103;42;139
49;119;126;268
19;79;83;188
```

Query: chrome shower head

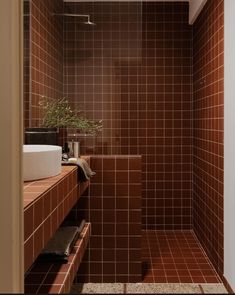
84;16;96;26
84;20;96;25
52;13;95;26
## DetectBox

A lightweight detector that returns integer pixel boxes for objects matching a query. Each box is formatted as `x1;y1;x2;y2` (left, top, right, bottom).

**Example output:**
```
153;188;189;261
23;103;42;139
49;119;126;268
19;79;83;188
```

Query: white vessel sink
23;145;62;181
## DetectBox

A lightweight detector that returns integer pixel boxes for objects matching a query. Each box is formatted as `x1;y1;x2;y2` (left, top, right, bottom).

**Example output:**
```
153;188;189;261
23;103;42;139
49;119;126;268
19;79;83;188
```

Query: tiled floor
71;231;225;294
71;283;228;294
142;230;221;284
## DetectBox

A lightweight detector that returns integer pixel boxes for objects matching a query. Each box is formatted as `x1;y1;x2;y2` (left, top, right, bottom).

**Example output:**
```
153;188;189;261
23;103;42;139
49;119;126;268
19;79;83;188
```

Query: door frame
0;0;24;292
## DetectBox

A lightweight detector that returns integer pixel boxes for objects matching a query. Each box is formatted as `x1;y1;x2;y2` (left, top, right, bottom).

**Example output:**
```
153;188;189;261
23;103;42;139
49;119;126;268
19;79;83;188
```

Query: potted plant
38;96;102;149
40;96;102;134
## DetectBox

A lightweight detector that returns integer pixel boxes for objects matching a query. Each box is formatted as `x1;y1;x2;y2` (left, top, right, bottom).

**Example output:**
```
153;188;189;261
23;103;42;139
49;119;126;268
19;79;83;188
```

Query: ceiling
62;0;207;25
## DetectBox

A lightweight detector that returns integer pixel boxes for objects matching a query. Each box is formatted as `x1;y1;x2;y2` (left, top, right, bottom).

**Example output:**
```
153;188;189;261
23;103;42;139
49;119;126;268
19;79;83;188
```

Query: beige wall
0;0;24;293
189;0;207;24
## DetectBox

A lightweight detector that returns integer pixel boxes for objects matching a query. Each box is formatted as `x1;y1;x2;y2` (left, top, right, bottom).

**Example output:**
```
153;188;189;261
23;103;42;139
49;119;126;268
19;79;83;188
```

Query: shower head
84;20;96;26
52;13;96;25
85;20;95;25
83;15;96;26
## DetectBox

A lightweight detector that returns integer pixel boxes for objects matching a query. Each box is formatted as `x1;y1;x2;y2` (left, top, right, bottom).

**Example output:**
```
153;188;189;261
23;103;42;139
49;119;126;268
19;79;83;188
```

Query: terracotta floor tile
177;270;191;277
175;263;188;269
142;276;155;283
179;276;193;283
167;277;180;283
165;270;178;277
192;276;206;283
152;269;165;276
204;276;221;283
199;263;213;269
154;277;167;283
142;230;221;284
189;270;203;277
164;264;176;270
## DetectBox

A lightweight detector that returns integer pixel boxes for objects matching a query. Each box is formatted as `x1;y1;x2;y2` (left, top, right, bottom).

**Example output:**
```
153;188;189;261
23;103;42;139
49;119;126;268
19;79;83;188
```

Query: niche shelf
25;223;91;294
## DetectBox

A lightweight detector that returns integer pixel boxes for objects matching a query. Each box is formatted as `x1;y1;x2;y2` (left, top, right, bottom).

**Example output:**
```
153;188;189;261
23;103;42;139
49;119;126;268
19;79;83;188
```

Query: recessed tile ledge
25;223;91;294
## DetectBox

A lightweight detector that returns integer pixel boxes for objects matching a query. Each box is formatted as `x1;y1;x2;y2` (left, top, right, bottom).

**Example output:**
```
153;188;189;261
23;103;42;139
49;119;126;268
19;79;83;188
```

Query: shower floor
142;230;221;284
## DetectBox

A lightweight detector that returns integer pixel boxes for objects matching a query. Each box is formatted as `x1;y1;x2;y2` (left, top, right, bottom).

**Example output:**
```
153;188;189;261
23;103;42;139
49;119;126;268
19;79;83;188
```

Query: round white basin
23;145;62;181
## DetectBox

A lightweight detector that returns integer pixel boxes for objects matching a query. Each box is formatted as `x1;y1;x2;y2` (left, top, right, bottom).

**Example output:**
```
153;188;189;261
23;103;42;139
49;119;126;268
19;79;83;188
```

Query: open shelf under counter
24;162;90;272
25;223;91;294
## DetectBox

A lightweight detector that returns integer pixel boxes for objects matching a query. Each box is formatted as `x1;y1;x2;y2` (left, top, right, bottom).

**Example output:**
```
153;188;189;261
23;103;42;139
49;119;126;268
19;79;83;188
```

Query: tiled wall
29;0;64;127
25;224;91;294
63;2;192;230
69;156;142;283
24;167;79;272
192;0;224;275
63;2;142;155
24;2;225;266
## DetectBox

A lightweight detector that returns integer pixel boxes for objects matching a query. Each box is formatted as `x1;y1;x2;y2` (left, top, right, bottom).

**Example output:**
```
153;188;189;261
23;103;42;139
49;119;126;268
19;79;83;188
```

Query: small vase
25;127;59;145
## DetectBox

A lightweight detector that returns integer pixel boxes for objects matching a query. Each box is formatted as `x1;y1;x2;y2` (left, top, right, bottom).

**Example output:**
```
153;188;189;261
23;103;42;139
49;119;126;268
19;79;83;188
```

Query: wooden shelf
25;223;91;294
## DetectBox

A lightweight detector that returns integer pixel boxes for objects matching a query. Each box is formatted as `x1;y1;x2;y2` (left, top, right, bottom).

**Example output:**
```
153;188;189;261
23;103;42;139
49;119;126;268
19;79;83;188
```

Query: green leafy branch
40;96;102;135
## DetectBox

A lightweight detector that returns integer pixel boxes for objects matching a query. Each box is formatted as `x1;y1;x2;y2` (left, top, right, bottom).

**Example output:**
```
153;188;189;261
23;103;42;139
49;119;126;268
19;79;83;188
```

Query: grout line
199;284;205;294
147;230;155;283
35;264;54;294
123;283;127;294
191;230;222;283
24;184;79;244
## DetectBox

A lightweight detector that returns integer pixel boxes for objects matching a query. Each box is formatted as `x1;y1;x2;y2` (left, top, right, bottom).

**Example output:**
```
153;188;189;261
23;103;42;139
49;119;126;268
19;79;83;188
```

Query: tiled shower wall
29;0;63;127
192;0;224;275
63;2;192;230
24;1;225;267
72;156;142;283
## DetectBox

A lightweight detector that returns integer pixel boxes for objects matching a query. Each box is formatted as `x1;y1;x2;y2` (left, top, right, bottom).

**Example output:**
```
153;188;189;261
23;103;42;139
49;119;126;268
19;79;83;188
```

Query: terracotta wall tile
69;156;142;283
27;0;64;127
25;224;91;294
63;2;192;230
192;0;224;275
24;168;80;272
24;205;34;241
24;0;224;277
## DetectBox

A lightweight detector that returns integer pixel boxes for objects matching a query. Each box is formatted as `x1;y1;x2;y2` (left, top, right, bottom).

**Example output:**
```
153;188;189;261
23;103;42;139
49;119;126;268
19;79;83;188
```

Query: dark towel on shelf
39;226;80;263
62;158;96;182
62;219;86;232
